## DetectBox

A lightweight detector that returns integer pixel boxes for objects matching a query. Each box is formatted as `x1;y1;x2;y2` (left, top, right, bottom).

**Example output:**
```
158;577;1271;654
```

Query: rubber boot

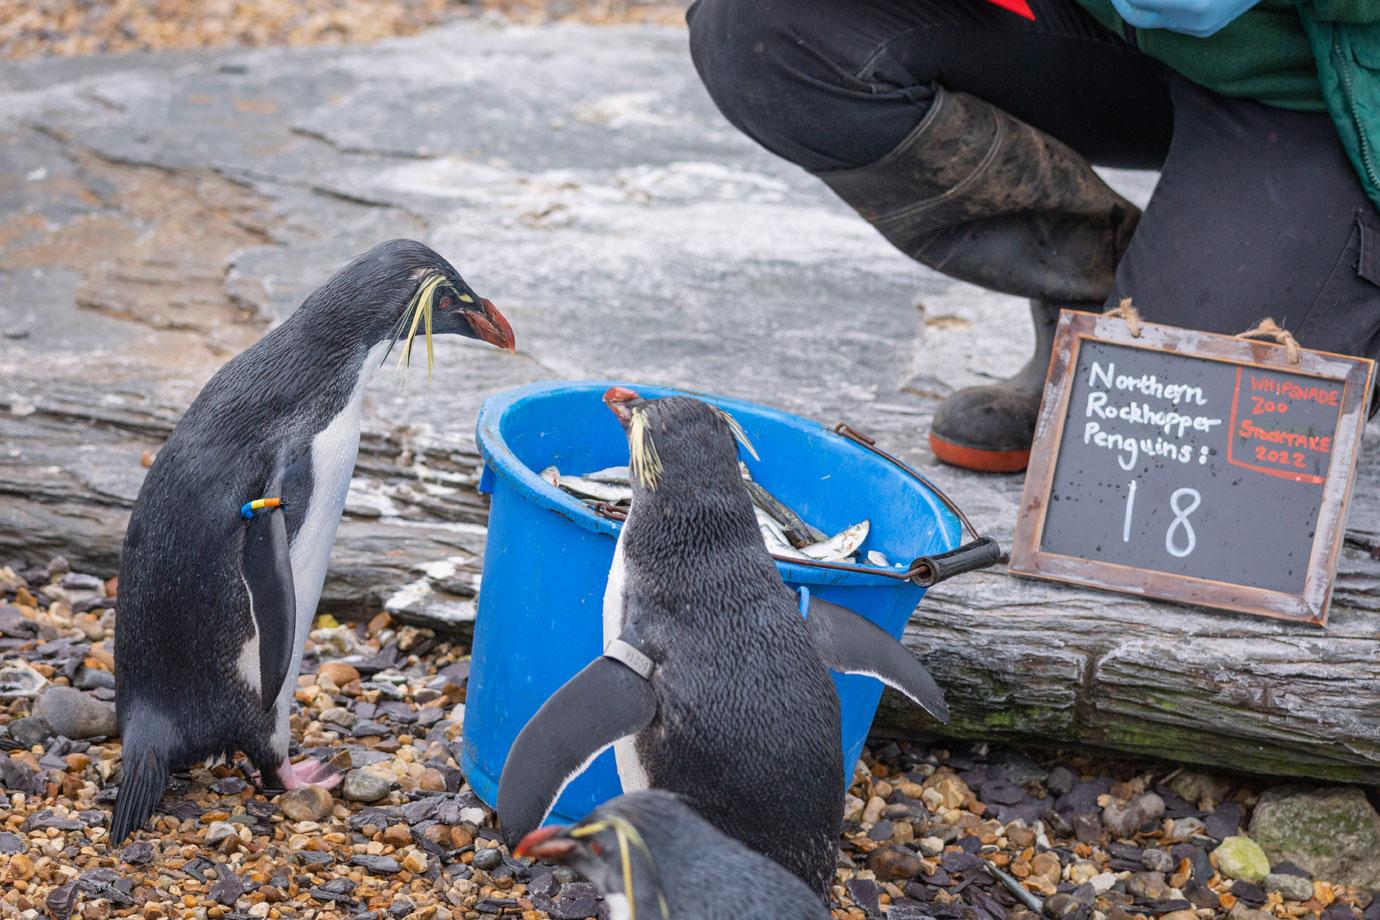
818;87;1140;472
928;299;1077;472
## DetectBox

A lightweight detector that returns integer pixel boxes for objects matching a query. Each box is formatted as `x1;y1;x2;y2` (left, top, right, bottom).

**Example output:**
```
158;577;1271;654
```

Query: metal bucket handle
592;422;1001;587
829;424;1001;586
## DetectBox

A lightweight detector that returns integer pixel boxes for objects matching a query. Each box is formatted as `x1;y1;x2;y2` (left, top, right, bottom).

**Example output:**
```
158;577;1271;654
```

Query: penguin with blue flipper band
497;388;950;899
111;239;516;845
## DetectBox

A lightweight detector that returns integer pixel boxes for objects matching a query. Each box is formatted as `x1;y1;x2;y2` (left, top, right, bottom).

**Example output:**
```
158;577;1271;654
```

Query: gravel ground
1;556;1377;920
0;0;687;59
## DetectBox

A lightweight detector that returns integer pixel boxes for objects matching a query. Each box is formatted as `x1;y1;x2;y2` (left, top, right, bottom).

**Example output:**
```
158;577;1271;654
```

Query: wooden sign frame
1009;310;1375;625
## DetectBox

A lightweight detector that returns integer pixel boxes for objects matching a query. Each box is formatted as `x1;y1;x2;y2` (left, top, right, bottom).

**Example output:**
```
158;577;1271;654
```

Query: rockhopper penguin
111;239;515;844
515;790;830;920
497;389;950;897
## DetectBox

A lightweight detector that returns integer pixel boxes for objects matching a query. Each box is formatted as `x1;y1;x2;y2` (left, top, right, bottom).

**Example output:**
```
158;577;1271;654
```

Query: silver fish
866;550;891;568
539;466;561;488
557;475;634;505
755;508;806;558
800;520;870;562
583;465;631;484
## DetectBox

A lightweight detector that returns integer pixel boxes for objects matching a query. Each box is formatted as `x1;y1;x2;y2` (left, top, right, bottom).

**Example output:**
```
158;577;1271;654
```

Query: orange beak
514;824;576;860
468;297;516;352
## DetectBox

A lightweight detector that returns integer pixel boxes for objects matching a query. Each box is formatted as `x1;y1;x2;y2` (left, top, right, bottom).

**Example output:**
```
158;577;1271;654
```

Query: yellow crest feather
628;410;662;490
569;815;669;920
397;271;446;384
716;408;759;461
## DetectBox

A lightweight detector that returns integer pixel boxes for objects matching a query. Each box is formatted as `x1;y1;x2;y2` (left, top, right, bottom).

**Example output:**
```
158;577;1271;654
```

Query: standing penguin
111;239;514;844
497;389;949;896
515;790;830;920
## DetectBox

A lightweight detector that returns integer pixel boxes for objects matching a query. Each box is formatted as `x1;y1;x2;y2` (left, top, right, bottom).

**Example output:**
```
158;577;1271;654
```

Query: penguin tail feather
110;712;176;845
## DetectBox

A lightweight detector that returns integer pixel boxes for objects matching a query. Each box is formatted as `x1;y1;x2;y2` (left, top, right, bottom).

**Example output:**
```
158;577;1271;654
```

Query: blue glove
1110;0;1257;37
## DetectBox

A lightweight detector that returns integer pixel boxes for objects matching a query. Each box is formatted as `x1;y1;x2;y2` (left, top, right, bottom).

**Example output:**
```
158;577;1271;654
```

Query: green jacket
1072;0;1380;210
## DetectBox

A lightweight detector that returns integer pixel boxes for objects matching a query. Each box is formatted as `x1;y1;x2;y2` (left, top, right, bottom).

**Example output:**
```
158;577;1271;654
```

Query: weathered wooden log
3;384;1379;783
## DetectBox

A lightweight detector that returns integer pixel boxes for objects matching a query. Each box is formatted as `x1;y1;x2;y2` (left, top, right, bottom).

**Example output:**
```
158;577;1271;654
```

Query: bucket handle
593;423;1001;587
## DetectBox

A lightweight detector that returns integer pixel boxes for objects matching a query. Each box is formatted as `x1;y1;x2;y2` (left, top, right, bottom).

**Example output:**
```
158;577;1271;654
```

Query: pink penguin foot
276;757;342;790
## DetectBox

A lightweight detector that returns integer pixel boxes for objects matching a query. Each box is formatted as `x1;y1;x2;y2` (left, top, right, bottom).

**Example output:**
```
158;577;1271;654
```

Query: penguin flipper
242;500;296;711
807;597;951;724
497;655;656;846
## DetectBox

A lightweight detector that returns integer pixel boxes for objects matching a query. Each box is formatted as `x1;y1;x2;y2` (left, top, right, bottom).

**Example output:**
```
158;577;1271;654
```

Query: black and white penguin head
602;388;757;496
312;238;515;355
515;791;681;920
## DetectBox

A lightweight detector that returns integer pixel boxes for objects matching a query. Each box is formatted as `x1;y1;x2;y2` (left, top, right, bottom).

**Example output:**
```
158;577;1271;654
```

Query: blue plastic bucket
464;381;966;823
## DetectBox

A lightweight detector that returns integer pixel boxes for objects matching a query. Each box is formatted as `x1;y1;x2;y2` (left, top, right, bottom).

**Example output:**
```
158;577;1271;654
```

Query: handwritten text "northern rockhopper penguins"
1082;361;1223;470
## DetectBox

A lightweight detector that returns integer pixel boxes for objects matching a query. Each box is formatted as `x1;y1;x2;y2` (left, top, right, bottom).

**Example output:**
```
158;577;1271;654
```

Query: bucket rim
475;380;963;587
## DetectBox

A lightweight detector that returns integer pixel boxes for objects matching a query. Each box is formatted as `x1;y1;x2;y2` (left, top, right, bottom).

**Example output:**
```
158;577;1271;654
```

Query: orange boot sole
928;431;1031;473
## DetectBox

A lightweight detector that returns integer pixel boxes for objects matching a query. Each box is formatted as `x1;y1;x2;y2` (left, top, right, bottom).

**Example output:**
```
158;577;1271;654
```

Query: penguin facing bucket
496;388;950;897
111;239;515;844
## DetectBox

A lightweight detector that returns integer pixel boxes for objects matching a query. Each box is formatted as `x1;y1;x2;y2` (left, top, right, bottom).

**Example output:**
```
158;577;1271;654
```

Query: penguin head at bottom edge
515;800;672;920
325;238;516;354
602;387;758;498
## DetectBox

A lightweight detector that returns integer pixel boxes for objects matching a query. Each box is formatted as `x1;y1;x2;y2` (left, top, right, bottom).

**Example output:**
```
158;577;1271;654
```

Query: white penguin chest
287;341;389;622
602;524;650;792
602;527;628;644
260;342;391;747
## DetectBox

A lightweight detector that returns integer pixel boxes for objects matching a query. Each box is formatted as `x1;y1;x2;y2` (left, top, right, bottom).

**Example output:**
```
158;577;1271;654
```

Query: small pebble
1142;847;1175;872
472;847;502;870
7;715;52;747
74;668;115;691
278;785;335;822
1170;816;1207;839
1102;792;1165;838
1264;872;1315;902
352;854;401;875
919;835;944;856
341;767;393;802
318;660;362;686
1215;835;1271;883
867;846;925;880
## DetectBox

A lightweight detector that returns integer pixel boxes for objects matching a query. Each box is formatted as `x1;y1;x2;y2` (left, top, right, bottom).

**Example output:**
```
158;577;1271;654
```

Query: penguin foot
276;757;341;790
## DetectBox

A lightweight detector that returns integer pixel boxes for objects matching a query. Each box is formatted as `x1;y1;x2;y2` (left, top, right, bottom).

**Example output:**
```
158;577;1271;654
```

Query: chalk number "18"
1122;482;1201;558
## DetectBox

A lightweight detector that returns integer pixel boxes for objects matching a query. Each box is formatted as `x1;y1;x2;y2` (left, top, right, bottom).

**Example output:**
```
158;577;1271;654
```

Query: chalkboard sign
1009;310;1374;624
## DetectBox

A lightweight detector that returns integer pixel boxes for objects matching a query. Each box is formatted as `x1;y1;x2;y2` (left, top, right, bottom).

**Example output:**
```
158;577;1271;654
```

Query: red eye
439;296;453;310
590;842;603;855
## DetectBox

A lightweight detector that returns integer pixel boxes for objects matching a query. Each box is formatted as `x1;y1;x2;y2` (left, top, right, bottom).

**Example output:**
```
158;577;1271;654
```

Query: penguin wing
806;597;950;723
242;491;296;712
496;655;657;846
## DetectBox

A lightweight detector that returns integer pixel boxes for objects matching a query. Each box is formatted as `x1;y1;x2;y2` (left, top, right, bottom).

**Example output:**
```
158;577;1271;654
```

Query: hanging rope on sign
1104;297;1143;338
1236;318;1302;365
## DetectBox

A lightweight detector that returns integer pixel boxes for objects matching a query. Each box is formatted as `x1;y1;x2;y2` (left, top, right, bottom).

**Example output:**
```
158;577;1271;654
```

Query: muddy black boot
818;87;1140;472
